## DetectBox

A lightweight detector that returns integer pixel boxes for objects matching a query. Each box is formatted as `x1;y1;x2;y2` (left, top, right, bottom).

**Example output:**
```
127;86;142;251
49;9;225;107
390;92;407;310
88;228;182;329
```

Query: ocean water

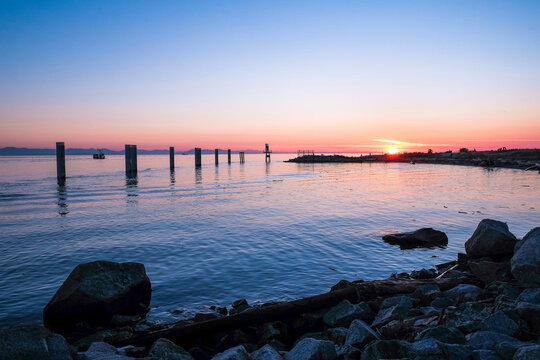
0;153;538;327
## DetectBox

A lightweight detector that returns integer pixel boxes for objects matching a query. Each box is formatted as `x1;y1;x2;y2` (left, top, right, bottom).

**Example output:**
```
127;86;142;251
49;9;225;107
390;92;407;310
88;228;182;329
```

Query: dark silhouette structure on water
54;142;276;184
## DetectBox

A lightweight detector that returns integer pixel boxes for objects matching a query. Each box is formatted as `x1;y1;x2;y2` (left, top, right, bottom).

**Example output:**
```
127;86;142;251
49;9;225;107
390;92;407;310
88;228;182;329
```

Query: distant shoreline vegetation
286;148;540;171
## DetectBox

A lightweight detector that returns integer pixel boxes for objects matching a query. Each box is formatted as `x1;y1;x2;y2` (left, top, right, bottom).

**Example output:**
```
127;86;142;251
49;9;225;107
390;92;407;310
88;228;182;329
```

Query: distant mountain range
0;147;266;156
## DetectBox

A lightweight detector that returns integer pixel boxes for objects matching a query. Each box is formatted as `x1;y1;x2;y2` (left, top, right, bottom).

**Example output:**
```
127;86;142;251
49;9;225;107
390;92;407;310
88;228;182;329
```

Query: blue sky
1;1;539;151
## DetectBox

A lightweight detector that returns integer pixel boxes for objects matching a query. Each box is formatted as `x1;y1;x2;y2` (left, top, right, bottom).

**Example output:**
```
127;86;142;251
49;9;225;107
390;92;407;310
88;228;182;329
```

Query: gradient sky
1;1;539;152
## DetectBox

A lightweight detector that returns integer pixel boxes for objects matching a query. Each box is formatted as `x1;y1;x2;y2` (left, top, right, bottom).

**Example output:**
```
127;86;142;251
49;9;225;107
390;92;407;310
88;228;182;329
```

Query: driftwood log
113;277;482;348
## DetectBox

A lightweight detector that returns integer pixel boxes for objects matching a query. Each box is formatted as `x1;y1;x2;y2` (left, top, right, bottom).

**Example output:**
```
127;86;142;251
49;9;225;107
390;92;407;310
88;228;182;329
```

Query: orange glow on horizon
386;147;399;155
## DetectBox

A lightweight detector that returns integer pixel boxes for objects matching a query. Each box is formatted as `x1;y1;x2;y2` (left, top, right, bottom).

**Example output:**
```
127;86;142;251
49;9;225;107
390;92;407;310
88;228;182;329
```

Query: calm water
0;154;538;327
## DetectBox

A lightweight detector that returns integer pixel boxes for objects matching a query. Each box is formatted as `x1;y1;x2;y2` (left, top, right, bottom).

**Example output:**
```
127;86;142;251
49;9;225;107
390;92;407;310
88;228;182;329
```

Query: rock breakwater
286;149;540;172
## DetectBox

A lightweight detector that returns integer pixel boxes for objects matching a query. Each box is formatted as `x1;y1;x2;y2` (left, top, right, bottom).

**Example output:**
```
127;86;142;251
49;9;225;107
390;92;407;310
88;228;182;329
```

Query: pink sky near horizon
2;105;539;152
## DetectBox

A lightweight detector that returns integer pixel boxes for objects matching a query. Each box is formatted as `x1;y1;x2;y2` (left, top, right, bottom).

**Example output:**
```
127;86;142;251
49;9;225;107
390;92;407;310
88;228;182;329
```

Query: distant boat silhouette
93;149;105;159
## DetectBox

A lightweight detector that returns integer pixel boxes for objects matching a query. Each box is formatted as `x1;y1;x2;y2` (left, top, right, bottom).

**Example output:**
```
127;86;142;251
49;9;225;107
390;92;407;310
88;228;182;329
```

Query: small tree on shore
427;149;433;154
459;148;469;153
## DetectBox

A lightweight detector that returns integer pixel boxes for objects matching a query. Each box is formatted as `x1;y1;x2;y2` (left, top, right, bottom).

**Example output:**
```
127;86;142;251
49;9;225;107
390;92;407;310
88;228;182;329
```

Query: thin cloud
373;139;424;146
373;139;450;147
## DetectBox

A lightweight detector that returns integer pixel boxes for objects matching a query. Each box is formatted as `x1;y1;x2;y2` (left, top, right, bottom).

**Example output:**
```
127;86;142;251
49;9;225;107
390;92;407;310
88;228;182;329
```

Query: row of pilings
55;142;249;185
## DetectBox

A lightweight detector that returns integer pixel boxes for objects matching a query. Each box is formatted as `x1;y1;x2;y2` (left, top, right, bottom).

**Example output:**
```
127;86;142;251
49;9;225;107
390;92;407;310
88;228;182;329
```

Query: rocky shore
286;149;540;172
1;219;540;360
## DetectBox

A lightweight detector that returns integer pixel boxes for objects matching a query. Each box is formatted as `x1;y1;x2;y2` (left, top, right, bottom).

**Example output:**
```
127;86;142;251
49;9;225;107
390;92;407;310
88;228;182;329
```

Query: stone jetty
1;219;539;360
286;148;540;172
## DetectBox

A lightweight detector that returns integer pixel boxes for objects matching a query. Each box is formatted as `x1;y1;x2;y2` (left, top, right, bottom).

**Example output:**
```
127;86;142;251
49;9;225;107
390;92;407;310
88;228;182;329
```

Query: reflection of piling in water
215;149;219;165
125;145;137;177
195;167;202;184
56;142;66;185
228;149;231;164
169;147;175;171
125;176;138;204
56;184;68;216
195;148;202;167
239;152;245;163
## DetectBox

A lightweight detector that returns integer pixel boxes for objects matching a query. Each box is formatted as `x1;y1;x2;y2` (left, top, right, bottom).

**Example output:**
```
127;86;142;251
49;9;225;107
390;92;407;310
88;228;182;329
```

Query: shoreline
286;148;540;172
1;220;539;359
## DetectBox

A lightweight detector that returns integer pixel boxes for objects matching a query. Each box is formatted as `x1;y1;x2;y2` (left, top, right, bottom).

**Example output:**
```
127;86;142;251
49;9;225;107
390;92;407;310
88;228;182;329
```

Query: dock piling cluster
54;143;274;182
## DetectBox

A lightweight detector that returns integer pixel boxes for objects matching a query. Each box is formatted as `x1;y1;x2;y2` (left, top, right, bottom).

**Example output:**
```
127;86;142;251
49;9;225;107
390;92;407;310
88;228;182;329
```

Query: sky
1;0;539;153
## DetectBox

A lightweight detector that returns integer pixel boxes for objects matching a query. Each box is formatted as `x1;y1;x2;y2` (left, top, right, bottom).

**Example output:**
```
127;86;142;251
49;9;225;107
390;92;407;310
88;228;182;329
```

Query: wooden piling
239;152;245;163
125;144;137;177
56;142;66;184
169;147;175;171
215;149;219;165
195;148;202;167
264;144;272;163
228;149;231;164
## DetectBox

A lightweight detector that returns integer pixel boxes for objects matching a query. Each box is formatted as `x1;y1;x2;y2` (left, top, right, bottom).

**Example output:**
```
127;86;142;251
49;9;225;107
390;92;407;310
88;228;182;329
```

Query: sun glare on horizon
387;148;399;155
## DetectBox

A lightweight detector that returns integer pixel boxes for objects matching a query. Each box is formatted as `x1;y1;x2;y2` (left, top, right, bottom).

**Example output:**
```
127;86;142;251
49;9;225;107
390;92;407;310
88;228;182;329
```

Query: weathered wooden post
195;148;202;167
215;149;219;165
169;147;175;171
239;152;245;163
228;149;231;164
125;144;137;177
56;142;66;184
264;143;271;163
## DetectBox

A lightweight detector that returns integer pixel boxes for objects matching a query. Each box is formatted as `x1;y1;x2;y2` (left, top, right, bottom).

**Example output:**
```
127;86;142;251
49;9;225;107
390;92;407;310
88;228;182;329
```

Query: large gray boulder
80;342;133;360
372;303;409;327
360;340;412;360
411;338;473;360
442;303;491;333
382;228;448;249
251;345;283;360
515;301;540;334
466;331;520;350
345;320;380;348
444;284;483;302
0;325;72;360
464;219;517;259
415;326;466;344
469;259;511;284
482;310;520;337
147;338;193;360
516;288;540;304
513;345;540;360
511;228;540;287
212;345;251;360
44;261;151;333
322;300;373;327
285;338;337;360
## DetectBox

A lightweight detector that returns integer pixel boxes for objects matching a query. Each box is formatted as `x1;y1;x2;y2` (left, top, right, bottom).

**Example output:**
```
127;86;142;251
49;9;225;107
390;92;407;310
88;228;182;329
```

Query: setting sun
387;147;399;155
